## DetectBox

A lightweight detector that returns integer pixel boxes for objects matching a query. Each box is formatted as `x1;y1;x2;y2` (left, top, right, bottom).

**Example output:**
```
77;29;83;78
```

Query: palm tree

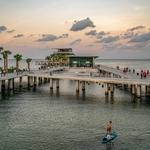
45;56;50;65
14;54;22;74
61;55;68;66
0;47;3;52
1;50;12;73
26;58;32;71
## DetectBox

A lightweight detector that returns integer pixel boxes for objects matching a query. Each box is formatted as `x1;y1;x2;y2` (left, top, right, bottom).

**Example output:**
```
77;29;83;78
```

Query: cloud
37;34;58;42
85;30;97;36
58;33;69;38
100;36;120;43
129;32;150;43
0;26;7;32
128;25;146;31
70;18;95;32
86;44;94;47
29;34;36;37
122;25;146;39
70;39;82;45
85;30;110;40
122;31;135;39
96;31;110;39
7;29;15;33
37;33;68;42
13;34;24;38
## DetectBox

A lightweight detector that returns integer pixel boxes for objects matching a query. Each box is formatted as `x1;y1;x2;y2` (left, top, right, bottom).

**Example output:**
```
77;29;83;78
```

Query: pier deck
28;71;150;86
0;65;150;97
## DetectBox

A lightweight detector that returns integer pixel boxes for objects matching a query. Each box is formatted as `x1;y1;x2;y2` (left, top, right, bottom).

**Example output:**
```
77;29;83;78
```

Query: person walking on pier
141;72;143;79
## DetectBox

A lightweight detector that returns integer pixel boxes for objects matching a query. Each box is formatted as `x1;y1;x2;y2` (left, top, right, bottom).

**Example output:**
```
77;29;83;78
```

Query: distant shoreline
0;58;149;61
96;58;150;61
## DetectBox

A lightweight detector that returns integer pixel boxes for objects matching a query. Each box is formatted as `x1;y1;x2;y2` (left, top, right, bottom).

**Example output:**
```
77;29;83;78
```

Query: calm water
0;59;150;150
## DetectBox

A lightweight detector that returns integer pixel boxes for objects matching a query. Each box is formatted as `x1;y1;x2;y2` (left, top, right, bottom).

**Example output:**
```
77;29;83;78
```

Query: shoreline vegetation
0;47;69;74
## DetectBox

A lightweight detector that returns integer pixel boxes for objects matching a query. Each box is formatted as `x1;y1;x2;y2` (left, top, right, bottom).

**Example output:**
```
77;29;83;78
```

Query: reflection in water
50;88;53;96
105;143;115;150
105;95;114;104
76;92;80;100
82;91;86;101
105;95;109;103
56;88;60;97
110;96;114;104
1;77;150;150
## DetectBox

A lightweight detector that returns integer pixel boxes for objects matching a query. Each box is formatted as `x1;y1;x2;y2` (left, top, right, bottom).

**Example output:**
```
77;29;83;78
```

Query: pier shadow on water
105;95;114;104
105;143;115;150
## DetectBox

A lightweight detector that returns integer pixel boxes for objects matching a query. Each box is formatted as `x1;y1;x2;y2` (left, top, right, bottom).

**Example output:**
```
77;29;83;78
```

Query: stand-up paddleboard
101;132;118;144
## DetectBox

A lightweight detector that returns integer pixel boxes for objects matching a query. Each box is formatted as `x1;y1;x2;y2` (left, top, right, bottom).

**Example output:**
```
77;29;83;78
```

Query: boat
101;132;118;144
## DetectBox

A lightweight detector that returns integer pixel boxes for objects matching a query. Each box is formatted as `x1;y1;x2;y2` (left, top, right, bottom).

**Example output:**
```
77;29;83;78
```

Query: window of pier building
69;56;98;67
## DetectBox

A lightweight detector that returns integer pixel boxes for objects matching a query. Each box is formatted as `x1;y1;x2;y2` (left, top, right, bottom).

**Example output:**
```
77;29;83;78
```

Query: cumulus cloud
0;26;7;32
7;29;15;33
70;39;82;45
128;25;146;31
70;18;95;31
14;34;24;38
100;36;120;43
37;33;68;42
129;32;150;43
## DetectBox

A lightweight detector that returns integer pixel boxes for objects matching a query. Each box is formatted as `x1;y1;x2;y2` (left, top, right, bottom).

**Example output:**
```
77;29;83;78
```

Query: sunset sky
0;0;150;58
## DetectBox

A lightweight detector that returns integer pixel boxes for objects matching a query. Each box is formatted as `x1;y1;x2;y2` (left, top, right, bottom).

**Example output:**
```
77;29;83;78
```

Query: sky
0;0;150;59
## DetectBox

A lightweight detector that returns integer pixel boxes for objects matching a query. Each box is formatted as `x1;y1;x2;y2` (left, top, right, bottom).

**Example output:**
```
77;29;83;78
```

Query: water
95;59;150;72
0;59;150;150
0;59;41;70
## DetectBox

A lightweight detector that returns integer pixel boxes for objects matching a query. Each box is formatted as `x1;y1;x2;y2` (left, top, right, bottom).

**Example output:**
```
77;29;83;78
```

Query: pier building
69;56;98;67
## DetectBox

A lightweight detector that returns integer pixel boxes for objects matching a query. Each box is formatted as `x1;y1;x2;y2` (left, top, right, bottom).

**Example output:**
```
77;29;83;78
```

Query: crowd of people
121;66;149;79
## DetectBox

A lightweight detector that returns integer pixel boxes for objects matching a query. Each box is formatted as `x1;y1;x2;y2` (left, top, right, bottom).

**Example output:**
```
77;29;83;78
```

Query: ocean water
0;59;41;70
0;59;150;150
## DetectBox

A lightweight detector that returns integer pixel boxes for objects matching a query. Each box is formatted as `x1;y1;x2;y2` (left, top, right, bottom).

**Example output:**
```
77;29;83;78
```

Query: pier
0;65;150;98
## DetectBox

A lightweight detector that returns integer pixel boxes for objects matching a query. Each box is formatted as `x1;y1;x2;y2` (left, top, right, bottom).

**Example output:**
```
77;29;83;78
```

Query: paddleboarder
106;121;112;135
102;121;117;144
